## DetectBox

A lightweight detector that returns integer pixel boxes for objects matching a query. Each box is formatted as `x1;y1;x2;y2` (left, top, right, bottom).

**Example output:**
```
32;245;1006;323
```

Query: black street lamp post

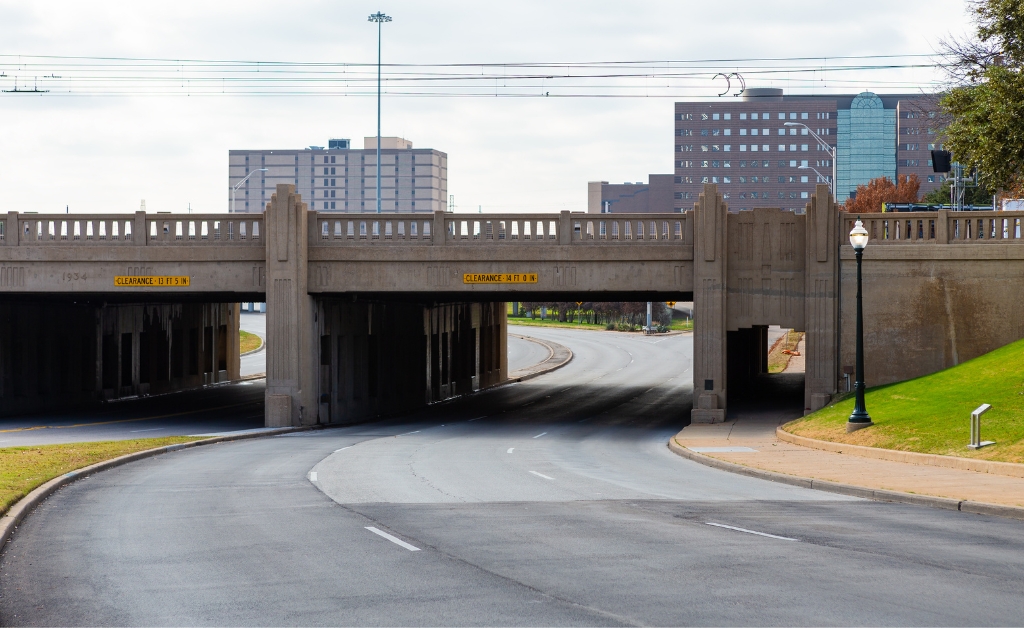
848;218;873;432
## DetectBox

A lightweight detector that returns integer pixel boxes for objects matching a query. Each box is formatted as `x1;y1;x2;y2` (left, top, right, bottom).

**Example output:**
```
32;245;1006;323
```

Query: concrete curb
667;436;1024;521
776;425;1024;478
508;334;574;382
0;424;319;553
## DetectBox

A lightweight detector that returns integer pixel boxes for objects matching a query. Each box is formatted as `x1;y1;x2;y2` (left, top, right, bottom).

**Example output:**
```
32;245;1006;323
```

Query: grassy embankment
239;330;263;353
784;336;1024;464
1;437;205;516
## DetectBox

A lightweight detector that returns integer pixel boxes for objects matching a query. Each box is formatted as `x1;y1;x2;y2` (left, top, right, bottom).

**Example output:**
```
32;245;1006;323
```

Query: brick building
672;88;943;211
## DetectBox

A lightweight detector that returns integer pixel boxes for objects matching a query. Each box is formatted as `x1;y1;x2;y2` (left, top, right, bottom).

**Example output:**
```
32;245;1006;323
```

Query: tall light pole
232;168;267;213
848;218;872;432
785;122;836;200
798;164;833;194
368;11;392;214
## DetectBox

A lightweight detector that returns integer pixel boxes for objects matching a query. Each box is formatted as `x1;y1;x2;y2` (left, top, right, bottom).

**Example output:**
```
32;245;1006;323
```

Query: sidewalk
674;373;1024;511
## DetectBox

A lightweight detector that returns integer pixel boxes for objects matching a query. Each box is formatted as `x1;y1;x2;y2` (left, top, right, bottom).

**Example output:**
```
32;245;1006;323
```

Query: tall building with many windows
672;89;942;211
228;137;447;213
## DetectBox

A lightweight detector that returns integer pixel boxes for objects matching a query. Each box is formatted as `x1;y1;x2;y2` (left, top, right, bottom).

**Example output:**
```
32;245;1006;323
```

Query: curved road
3;327;1024;625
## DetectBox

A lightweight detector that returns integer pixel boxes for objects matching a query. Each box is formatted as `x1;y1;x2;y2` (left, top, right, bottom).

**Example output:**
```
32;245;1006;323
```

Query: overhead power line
0;53;946;98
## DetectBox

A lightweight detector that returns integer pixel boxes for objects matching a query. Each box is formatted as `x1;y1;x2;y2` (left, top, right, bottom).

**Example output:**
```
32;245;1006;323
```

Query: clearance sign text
463;273;538;284
114;276;191;287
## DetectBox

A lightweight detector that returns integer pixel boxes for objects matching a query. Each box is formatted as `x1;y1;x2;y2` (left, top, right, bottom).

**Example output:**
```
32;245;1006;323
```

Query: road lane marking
398;430;420;436
529;471;554;480
507;448;514;453
334;446;352;453
365;526;421;551
705;522;797;541
468;416;486;422
308;472;318;482
533;432;547;439
129;428;165;433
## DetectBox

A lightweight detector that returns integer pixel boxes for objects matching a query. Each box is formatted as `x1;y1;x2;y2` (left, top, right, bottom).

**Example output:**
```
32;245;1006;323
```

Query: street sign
463;273;538;284
114;276;191;287
666;301;677;307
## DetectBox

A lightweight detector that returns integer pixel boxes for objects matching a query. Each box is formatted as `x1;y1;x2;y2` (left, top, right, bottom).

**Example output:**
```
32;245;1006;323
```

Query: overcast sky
0;0;971;215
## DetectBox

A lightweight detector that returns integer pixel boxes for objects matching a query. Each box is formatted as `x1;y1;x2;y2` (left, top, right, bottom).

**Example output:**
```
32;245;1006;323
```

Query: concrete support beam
265;184;318;426
804;184;839;413
692;184;727;423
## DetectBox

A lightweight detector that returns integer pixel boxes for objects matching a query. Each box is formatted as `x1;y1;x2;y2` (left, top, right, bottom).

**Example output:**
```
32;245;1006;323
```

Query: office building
228;137;447;213
672;89;943;211
587;175;674;213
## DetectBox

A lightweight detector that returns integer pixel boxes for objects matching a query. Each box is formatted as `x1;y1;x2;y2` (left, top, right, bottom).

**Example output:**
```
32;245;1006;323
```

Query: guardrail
312;211;692;246
0;212;264;246
842;210;1024;244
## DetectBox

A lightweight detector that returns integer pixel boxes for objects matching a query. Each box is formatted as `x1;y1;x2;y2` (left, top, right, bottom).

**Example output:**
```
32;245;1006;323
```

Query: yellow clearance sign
463;273;538;284
114;276;191;287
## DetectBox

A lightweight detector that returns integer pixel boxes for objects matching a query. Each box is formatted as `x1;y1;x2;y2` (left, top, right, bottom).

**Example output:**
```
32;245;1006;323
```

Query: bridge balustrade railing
311;212;692;246
145;215;263;246
0;213;263;246
842;211;1024;244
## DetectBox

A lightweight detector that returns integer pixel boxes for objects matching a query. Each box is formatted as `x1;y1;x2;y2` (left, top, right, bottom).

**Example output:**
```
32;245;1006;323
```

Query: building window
323;191;328;198
724;145;731;152
740;145;747;152
331;168;336;175
724;129;731;136
751;129;758;136
712;176;719;183
681;129;693;136
801;192;809;199
801;112;808;119
323;168;329;175
751;113;758;120
712;145;720;152
713;129;721;136
331;156;336;163
681;160;694;168
701;113;709;120
789;128;796;136
740;113;747;120
323;179;328;186
778;129;785;136
801;176;809;183
701;176;709;183
779;145;786;152
801;144;808;151
331;201;336;209
701;161;709;168
331;178;336;186
724;160;731;167
724;113;731;120
928;175;935;183
790;144;797;151
324;157;329;164
712;160;720;168
778;113;785;120
790;113;797;120
712;113;720;120
740;129;747;136
701;129;709;136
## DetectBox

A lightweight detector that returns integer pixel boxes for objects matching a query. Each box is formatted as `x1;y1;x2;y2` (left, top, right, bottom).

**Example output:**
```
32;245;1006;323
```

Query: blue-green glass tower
836;92;897;203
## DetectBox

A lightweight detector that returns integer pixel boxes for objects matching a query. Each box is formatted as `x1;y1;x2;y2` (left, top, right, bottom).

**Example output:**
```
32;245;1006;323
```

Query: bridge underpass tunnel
0;299;240;416
726;324;806;414
313;298;506;425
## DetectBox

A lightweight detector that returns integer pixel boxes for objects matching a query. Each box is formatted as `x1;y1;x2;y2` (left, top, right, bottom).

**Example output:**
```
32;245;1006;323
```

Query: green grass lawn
507;316;607;331
1;437;205;515
240;330;263;353
784;337;1024;464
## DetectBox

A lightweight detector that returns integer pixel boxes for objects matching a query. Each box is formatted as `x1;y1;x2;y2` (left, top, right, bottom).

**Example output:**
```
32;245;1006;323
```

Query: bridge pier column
692;184;727;423
804;184;839;413
265;184;318;427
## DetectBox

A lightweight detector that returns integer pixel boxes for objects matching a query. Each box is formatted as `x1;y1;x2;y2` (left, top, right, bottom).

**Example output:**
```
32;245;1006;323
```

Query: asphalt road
239;312;267;377
3;327;1024;625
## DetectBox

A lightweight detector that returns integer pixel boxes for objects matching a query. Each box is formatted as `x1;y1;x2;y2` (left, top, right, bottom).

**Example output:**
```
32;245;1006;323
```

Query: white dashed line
334;446;352;453
365;526;421;551
308;471;318;482
398;430;420;436
533;432;547;439
529;471;554;480
468;416;487;422
507;448;514;454
705;522;797;541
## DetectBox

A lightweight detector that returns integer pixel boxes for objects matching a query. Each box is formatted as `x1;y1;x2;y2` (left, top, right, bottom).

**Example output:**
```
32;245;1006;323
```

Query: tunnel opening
0;297;250;427
726;325;806;420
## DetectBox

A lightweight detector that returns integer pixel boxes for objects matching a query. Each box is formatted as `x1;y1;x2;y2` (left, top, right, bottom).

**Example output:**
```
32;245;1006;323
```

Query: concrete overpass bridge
3;184;1024;427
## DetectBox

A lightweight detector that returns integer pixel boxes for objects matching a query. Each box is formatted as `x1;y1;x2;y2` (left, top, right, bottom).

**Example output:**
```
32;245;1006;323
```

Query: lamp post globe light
231;168;268;213
368;11;392;214
848;218;873;432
